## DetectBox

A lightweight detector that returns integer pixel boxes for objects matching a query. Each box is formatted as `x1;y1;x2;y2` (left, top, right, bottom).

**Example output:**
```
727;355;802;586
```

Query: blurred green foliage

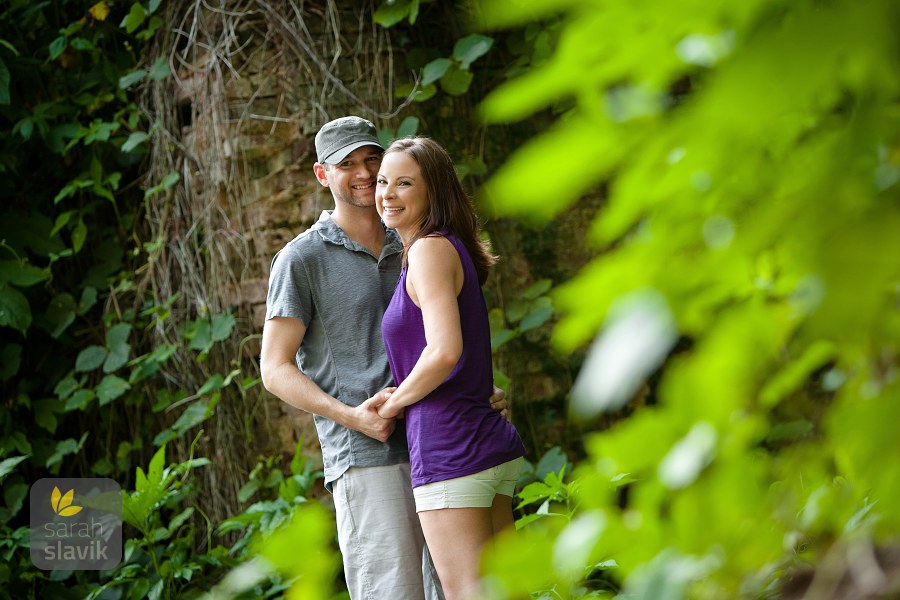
474;0;900;597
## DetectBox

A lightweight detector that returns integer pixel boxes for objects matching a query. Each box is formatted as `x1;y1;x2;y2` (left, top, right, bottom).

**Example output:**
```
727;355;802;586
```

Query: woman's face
376;151;429;242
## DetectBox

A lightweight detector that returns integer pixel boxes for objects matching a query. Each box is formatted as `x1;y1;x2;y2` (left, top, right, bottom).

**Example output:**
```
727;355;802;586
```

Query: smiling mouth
352;182;375;190
382;207;403;214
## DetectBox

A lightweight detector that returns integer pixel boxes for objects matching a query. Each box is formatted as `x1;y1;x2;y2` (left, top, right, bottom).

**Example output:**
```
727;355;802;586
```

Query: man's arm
260;316;395;442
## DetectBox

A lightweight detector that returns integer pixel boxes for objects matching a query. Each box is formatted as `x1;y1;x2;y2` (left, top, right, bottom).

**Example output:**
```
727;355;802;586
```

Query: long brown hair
384;136;497;284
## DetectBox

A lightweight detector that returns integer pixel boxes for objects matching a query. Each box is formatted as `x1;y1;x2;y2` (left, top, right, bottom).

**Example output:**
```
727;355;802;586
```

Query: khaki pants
333;463;444;600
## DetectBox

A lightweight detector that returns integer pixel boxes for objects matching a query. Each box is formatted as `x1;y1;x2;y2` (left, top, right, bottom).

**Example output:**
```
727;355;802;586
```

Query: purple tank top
382;233;525;488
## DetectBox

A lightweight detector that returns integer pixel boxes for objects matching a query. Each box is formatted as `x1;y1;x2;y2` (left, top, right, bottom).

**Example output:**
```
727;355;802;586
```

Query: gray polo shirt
265;210;408;490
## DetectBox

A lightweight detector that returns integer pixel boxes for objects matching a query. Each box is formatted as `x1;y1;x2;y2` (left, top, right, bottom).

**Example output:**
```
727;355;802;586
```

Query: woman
375;137;526;599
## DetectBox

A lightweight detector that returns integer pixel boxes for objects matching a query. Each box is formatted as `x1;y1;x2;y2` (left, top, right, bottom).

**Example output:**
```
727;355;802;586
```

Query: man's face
317;146;384;208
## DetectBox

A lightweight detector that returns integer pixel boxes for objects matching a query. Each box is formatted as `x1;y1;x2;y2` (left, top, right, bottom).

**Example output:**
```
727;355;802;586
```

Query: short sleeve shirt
265;210;408;489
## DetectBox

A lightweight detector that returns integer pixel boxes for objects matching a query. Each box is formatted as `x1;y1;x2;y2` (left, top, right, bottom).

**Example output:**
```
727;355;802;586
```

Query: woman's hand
376;389;404;419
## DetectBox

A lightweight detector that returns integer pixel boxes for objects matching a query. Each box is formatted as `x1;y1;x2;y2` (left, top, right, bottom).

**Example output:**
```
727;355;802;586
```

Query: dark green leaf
0;287;31;334
0;56;9;105
44;293;76;338
0;343;21;381
0;260;50;287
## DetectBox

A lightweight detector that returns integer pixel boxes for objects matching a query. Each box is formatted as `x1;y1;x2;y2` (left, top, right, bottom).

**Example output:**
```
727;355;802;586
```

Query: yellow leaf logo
51;486;83;517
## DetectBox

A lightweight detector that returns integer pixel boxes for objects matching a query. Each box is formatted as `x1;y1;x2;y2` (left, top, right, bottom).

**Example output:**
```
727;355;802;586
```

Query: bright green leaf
97;374;130;405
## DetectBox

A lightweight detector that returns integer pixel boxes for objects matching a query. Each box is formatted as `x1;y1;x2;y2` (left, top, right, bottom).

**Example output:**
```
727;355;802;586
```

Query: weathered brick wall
168;0;397;480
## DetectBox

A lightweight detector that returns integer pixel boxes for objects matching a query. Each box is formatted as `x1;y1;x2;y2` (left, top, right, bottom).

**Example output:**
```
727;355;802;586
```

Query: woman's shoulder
408;233;460;266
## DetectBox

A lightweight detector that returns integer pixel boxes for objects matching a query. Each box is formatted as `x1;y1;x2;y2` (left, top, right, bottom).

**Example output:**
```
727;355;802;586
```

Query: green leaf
148;56;170;80
0;455;29;482
48;37;67;60
523;278;553;300
44;293;76;338
53;373;79;400
397;116;419;138
197;374;225;396
71;217;87;252
453;34;494;69
519;297;554;332
121;131;149;153
0;56;9;105
187;318;211;351
65;389;95;412
421;58;451;86
211;312;235;342
78;287;98;315
144;171;180;198
121;3;147;33
439;64;474;96
97;374;130;405
45;432;89;469
0;260;50;287
118;68;147;90
0;343;21;381
75;345;107;372
171;401;212;435
373;1;411;27
70;37;94;51
0;286;31;334
104;322;132;372
395;82;437;103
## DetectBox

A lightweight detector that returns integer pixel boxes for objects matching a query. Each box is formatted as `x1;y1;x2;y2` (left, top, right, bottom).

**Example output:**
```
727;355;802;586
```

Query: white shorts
413;457;524;512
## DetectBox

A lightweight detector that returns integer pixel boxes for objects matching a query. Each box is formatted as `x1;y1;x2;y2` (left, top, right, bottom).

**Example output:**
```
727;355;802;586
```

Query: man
260;116;505;599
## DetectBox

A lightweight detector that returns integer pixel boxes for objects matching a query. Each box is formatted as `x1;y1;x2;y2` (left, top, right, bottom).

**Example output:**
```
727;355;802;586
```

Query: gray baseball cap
315;116;383;164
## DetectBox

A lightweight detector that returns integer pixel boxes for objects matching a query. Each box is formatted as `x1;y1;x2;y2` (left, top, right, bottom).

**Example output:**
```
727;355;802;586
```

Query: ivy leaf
78;287;98;315
97;374;130;405
104;322;132;372
44;293;77;338
144;171;180;198
0;455;30;482
71;217;87;252
121;3;147;33
453;34;494;69
373;1;411;28
519;297;554;332
395;82;436;103
49;37;67;61
0;260;50;287
118;68;147;90
148;56;170;80
0;286;31;334
397;116;419;138
421;58;451;86
75;345;107;372
210;312;235;342
45;433;89;470
122;131;149;153
439;64;474;96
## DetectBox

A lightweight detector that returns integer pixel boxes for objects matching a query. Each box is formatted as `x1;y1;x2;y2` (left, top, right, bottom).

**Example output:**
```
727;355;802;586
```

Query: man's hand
490;385;509;422
352;388;397;442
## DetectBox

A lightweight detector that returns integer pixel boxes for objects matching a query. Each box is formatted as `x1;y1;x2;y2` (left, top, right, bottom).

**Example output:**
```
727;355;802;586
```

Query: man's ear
313;163;329;187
